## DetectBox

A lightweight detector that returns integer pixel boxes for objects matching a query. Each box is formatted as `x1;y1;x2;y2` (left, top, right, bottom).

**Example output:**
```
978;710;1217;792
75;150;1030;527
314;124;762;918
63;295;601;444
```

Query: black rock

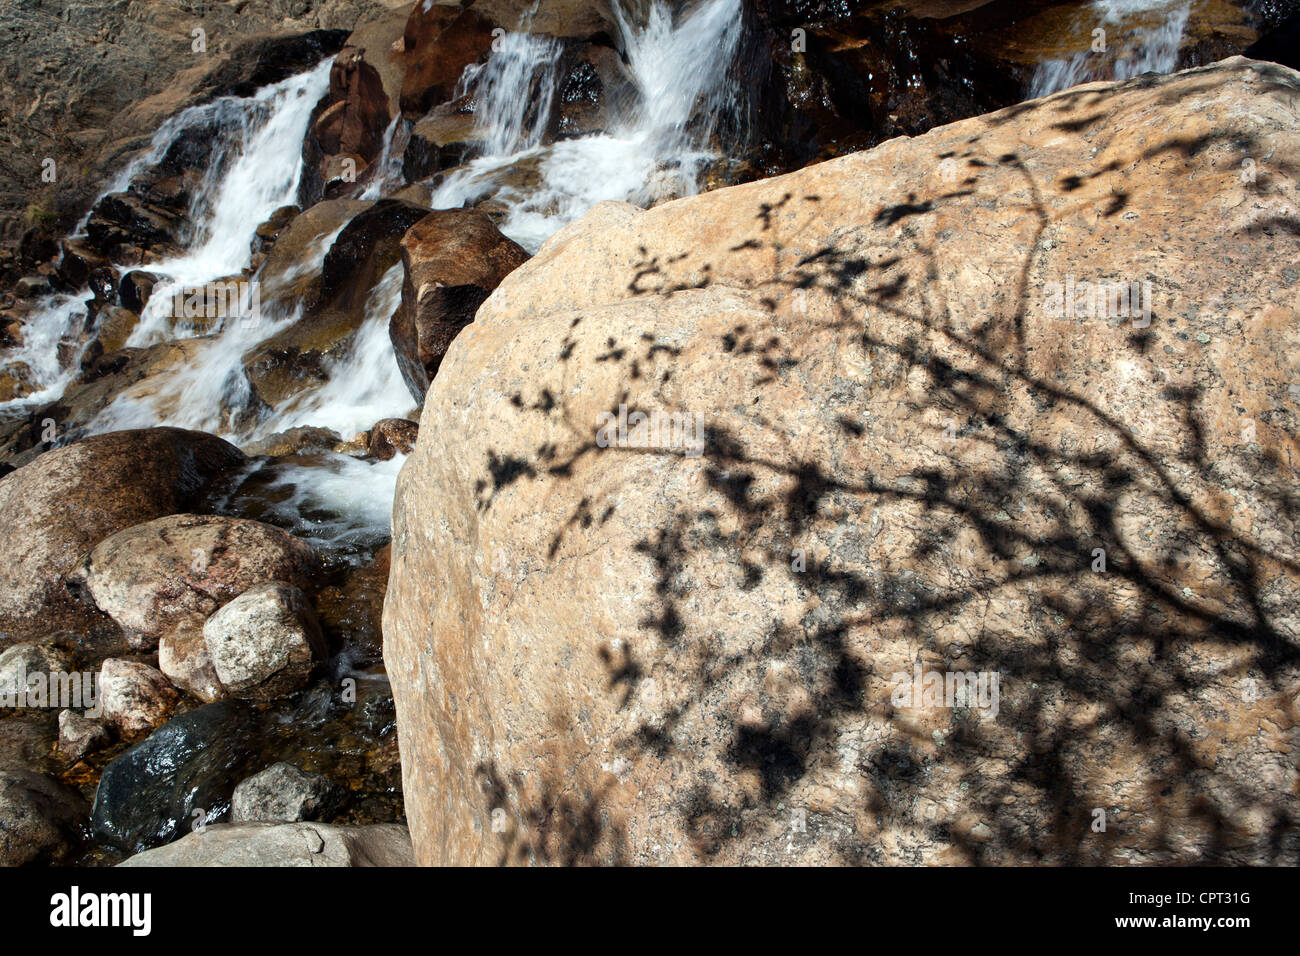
90;700;260;853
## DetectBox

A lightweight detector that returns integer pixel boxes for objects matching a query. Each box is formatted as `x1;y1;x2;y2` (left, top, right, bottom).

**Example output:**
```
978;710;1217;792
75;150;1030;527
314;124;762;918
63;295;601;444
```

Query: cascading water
5;0;749;552
1030;0;1191;98
429;0;746;252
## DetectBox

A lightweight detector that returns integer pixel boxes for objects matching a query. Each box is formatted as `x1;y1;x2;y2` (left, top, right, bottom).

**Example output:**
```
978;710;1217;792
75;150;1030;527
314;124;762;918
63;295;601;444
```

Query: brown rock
0;428;246;645
399;5;495;119
244;198;429;407
384;59;1300;865
388;208;529;403
368;418;418;459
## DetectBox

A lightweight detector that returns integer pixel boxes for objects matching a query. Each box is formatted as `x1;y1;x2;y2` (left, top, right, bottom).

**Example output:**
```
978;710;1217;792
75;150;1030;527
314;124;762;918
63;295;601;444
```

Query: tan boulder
384;59;1300;865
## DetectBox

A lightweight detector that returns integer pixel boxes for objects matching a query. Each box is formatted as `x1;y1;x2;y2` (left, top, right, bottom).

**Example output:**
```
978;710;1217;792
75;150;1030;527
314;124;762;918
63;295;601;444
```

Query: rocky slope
384;56;1300;865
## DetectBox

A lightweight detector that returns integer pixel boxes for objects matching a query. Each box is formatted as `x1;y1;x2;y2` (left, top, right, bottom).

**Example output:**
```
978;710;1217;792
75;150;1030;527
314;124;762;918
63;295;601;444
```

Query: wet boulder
91;700;259;853
399;4;495;119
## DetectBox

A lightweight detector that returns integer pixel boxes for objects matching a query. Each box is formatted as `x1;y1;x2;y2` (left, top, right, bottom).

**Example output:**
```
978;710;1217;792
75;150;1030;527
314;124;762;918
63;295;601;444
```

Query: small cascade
428;0;745;252
1030;0;1191;98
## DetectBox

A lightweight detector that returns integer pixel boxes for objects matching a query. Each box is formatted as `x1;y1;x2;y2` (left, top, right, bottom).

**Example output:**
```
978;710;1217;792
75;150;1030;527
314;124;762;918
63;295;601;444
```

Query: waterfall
428;0;745;252
127;59;334;347
1030;0;1191;98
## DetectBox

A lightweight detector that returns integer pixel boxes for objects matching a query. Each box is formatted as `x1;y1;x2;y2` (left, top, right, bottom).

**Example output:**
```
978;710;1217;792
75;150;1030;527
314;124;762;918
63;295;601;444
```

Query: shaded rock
118;271;158;315
57;709;113;762
0;771;88;866
389;208;529;403
98;659;179;738
0;428;246;645
384;59;1300;866
68;513;321;652
231;762;342;822
117;821;413;866
91;700;258;852
203;582;326;700
367;418;418;459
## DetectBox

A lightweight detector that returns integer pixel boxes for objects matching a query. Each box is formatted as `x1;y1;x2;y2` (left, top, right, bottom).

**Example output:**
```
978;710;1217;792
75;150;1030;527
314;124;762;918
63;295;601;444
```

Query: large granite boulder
384;58;1300;865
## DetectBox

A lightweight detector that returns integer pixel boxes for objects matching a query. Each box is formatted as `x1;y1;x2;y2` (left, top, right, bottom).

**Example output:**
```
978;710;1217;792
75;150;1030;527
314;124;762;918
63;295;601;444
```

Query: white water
429;0;745;252
1030;0;1191;98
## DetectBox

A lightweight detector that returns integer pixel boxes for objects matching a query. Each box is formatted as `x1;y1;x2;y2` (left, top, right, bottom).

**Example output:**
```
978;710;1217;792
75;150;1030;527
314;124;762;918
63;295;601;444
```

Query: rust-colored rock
388;209;529;403
385;59;1300;865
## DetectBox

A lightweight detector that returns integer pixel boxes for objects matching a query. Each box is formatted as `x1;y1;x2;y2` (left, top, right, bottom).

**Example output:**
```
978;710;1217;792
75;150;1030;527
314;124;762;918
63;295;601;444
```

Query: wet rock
118;271;158;314
243;426;344;458
0;771;88;866
57;709;113;762
367;418;418;460
251;205;302;259
244;198;428;407
315;48;391;164
55;239;113;292
98;659;179;738
91;700;258;853
14;276;51;299
402;106;477;181
203;582;326;700
385;59;1300;865
88;306;141;355
231;762;342;823
316;544;389;665
0;428;246;645
84;192;184;259
389;208;529;403
68;513;322;652
117;821;413;866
